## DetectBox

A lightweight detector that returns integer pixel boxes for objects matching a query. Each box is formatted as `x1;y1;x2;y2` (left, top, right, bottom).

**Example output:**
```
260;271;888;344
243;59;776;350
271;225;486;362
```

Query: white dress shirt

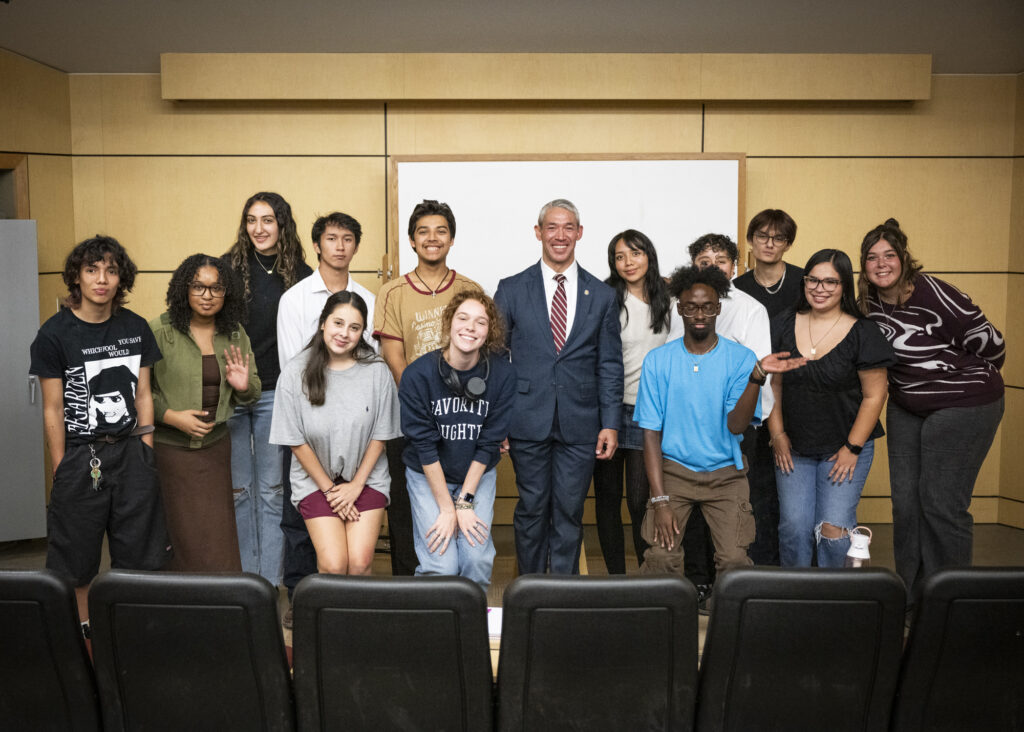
276;268;378;370
539;259;579;345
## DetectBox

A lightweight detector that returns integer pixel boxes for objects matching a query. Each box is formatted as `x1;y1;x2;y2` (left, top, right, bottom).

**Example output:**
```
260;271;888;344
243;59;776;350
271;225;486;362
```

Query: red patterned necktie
551;274;567;352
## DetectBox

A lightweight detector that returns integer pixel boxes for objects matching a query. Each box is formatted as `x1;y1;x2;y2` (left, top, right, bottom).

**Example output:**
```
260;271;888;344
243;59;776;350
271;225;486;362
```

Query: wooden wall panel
386;102;703;156
162;53;930;102
0;50;71;154
1016;73;1024;155
743;157;1012;272
999;498;1024;529
998;273;1022;388
68;156;387;283
1011;159;1024;273
70;75;385;156
706;75;1015;157
27;155;75;272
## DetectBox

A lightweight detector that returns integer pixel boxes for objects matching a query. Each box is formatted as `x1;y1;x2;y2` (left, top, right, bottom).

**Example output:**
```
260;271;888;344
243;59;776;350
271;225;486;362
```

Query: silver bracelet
650;495;671;505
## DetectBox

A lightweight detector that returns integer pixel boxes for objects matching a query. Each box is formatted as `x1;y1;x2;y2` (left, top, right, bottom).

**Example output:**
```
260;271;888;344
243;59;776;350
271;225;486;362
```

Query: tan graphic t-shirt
372;271;482;364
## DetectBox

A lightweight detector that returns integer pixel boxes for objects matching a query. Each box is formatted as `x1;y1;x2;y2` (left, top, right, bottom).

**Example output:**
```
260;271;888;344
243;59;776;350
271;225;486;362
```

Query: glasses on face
803;276;841;293
189;282;226;298
752;231;790;246
680;302;719;318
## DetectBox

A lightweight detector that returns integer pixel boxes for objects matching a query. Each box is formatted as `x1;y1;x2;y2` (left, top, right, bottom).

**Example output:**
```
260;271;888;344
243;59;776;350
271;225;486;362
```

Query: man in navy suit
495;199;624;574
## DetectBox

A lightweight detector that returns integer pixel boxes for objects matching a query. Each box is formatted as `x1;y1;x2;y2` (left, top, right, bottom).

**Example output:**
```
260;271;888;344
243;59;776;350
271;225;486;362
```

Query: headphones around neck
438;351;490;401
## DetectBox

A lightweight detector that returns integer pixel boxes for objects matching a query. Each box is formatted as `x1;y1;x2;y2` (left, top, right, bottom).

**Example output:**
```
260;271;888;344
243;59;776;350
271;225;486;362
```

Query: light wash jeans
776;440;875;568
229;389;285;585
406;466;497;591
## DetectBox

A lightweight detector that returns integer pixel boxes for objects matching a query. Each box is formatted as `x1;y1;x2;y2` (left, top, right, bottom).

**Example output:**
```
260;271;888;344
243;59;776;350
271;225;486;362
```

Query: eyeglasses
680;302;720;318
752;231;790;246
803;276;841;292
189;282;226;298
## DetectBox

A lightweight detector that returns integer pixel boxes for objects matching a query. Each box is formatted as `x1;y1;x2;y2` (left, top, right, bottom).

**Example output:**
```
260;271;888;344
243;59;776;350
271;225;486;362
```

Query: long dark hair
604;229;671;334
794;249;862;318
225;192;307;302
166;254;246;334
302;291;378;407
856;217;923;312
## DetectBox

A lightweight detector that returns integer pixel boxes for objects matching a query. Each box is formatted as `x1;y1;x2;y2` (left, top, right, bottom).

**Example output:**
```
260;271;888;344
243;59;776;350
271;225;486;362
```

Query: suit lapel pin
584;289;589;296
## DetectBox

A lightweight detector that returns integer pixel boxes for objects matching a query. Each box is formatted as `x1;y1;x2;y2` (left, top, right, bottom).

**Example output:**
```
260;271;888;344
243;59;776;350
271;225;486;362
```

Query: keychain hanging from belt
89;443;103;491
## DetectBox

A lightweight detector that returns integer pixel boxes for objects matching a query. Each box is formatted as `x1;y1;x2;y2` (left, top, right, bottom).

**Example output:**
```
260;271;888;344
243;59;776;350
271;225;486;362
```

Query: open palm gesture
224;345;251;391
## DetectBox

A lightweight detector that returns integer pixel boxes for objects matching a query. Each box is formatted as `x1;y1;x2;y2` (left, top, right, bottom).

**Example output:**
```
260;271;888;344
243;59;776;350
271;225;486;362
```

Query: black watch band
457;492;475;504
844;440;863;455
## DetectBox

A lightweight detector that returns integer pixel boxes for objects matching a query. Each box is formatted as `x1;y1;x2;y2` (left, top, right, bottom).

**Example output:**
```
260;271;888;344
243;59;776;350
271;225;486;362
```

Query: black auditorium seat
891;566;1024;732
88;570;294;732
496;574;698;732
292;574;493;732
696;566;905;732
0;569;101;731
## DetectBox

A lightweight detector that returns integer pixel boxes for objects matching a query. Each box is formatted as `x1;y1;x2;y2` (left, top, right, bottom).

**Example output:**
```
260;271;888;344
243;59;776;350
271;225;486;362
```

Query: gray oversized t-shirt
270;352;401;508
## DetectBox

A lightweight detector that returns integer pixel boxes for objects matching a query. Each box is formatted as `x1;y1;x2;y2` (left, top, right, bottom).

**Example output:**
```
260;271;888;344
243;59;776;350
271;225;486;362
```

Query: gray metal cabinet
0;220;46;540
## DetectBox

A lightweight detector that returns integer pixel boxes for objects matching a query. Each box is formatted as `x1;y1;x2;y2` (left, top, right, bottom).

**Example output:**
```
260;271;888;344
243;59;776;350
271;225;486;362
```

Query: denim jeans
776;440;875;568
406;466;497;590
229;389;285;585
886;397;1003;600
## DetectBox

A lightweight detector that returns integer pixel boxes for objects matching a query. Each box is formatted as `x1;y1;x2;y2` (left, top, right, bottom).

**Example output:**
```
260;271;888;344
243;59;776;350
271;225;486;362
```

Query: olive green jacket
149;312;261;449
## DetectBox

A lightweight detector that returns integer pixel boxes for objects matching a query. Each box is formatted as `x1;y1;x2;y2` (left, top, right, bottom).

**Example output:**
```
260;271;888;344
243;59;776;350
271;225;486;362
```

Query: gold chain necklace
807;312;843;358
253;250;280;275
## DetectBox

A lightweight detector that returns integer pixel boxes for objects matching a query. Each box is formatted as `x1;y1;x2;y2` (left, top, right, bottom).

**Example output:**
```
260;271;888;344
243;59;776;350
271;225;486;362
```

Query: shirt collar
539;258;578;285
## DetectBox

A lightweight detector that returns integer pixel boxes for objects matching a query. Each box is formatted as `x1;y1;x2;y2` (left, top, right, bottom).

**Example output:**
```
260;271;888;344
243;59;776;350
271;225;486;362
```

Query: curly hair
668;264;731;300
225;192;308;304
439;289;507;355
856;217;923;312
165;254;246;335
688;233;739;268
62;235;138;311
302;291;379;407
605;229;672;334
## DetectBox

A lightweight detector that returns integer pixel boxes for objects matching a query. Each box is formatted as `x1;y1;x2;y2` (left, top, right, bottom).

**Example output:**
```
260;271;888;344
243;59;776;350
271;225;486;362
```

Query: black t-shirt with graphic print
30;307;162;446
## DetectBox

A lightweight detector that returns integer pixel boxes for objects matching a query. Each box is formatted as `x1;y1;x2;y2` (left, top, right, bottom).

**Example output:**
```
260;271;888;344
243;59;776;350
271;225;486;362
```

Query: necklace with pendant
413;267;450;298
254;250;280;275
807;312;843;358
685;336;718;373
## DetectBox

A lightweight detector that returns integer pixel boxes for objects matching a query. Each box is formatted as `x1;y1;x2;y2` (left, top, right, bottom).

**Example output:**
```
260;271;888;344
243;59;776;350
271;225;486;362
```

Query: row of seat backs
1;567;1021;731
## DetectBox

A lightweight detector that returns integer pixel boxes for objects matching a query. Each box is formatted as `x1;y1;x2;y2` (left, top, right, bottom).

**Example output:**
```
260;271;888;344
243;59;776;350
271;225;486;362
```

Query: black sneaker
696;584;713;616
282;605;294;630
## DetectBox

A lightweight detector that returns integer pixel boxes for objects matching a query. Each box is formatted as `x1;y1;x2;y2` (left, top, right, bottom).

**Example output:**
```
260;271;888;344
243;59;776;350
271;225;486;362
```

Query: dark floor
4;523;1024;610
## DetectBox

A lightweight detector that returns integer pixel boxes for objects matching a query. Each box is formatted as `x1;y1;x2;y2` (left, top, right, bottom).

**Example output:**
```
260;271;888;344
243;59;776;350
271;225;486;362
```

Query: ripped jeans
776;440;874;568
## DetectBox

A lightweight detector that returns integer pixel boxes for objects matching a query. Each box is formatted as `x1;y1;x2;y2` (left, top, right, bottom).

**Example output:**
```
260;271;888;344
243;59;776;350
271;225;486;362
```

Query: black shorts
46;437;171;586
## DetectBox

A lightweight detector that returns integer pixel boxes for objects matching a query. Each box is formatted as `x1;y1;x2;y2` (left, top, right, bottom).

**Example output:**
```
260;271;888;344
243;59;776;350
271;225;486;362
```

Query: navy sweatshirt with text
399;349;516;485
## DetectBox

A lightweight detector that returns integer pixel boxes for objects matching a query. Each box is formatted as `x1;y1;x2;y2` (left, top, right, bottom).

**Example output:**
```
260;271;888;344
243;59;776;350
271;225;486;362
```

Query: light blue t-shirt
634;337;759;472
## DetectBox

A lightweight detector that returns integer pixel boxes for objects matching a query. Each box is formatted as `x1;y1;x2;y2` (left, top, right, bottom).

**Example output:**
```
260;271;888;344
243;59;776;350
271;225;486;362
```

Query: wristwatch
844;440;863;455
457;492;475;504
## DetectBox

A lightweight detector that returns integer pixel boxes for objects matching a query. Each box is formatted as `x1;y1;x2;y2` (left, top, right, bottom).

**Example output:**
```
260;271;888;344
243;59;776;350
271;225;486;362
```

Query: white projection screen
390;155;746;295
